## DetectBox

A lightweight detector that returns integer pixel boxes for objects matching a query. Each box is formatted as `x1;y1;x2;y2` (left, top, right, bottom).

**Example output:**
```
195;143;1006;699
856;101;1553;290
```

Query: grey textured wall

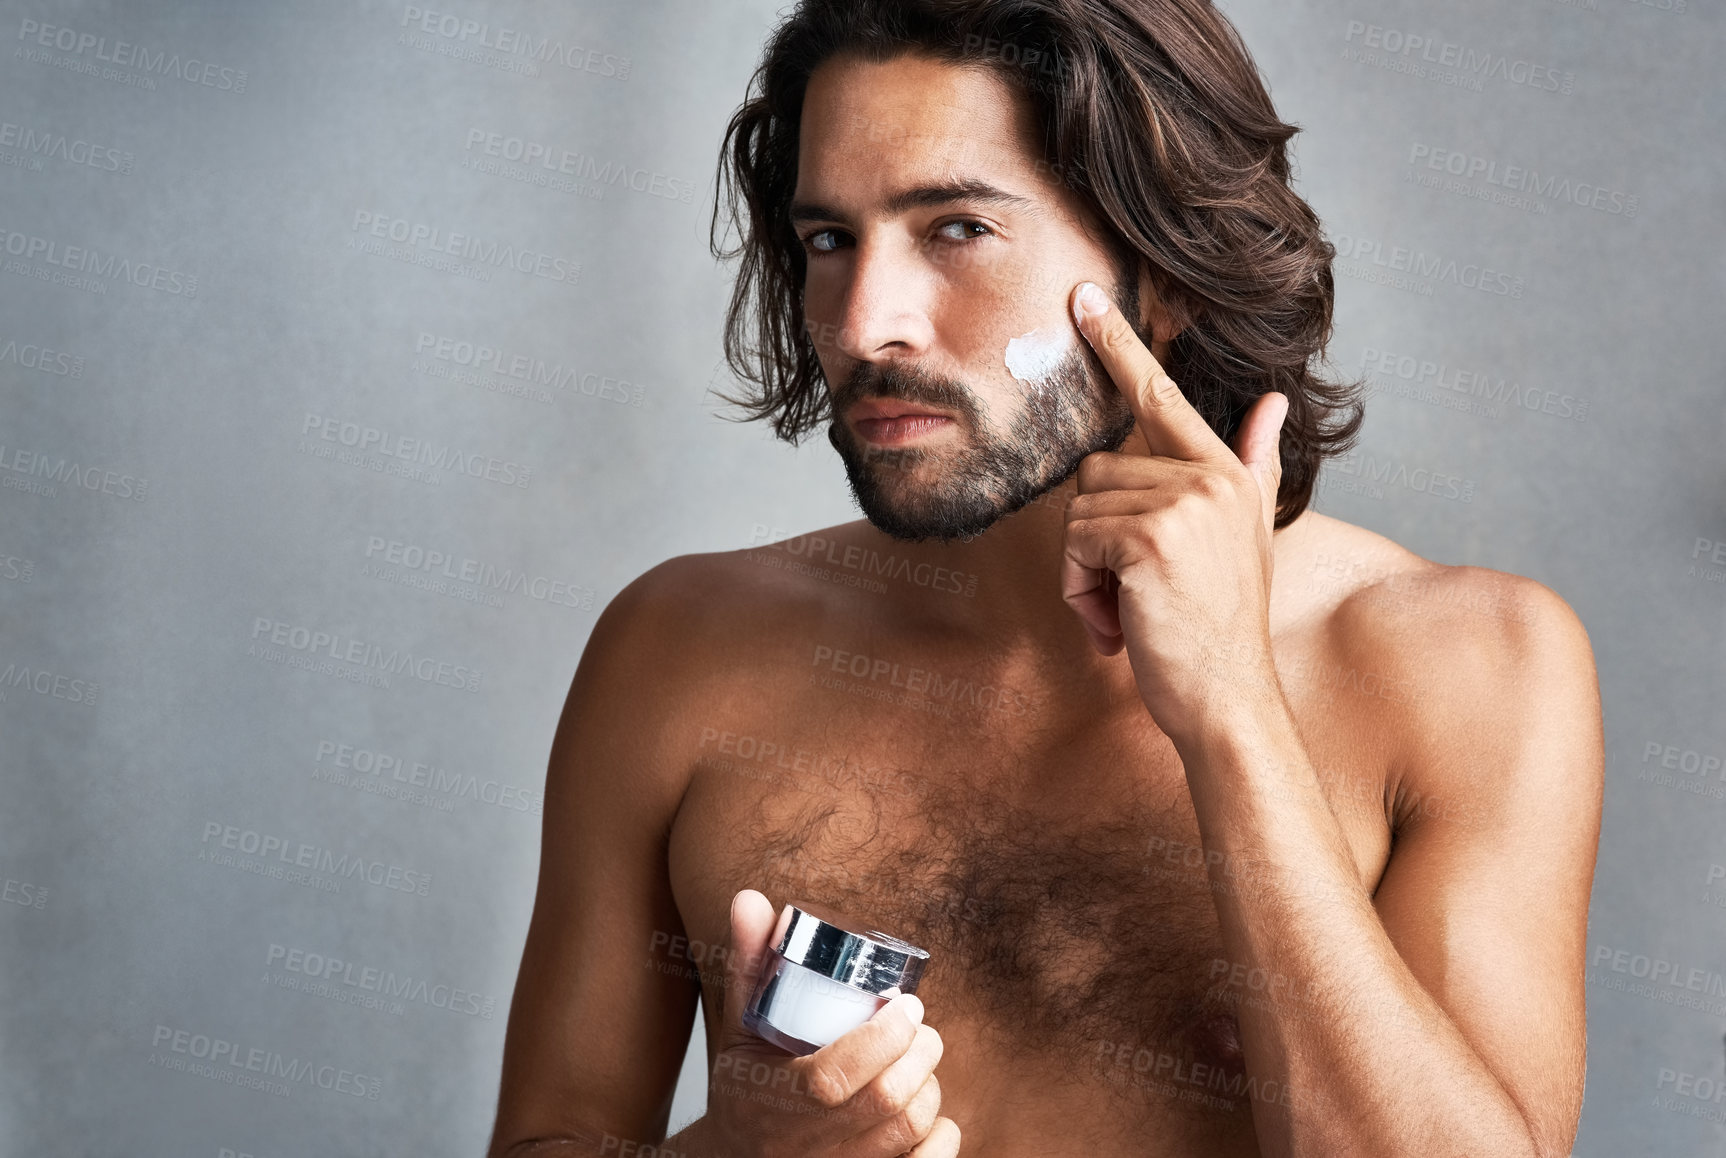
0;1;1720;1155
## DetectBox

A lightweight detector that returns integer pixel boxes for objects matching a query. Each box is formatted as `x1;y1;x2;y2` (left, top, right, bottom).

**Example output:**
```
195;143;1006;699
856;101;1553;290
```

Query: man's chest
665;671;1395;1078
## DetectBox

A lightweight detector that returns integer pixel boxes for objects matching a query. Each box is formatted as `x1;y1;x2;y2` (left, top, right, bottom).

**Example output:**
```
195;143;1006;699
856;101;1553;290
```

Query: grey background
0;0;1720;1154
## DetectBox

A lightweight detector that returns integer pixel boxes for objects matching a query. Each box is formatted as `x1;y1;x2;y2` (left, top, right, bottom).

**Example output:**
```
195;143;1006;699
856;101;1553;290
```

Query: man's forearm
1174;696;1540;1158
490;1119;723;1158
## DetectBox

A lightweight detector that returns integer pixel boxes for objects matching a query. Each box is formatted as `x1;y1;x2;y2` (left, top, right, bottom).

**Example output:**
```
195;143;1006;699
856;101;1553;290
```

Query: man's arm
1185;573;1603;1158
487;561;706;1157
1062;280;1602;1157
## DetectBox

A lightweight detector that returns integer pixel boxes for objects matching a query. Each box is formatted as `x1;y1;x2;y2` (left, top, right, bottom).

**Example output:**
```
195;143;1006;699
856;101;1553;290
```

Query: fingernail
1073;281;1108;324
895;994;925;1027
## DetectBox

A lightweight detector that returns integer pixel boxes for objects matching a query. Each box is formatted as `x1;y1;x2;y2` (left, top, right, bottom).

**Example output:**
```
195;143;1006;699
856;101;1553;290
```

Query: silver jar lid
771;901;930;996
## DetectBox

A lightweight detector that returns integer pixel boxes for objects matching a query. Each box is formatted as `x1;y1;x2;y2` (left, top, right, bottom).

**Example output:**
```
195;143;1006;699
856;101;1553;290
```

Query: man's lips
845;398;956;423
845;398;958;446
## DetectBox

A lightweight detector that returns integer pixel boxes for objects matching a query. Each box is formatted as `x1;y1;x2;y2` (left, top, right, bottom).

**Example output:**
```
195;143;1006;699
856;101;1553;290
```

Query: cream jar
742;900;930;1056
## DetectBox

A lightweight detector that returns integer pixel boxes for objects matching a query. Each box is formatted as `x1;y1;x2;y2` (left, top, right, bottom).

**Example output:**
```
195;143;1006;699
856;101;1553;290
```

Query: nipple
1187;1011;1245;1070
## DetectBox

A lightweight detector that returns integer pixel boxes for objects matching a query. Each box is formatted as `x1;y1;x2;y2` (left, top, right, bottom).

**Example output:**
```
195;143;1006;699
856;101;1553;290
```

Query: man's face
793;52;1150;543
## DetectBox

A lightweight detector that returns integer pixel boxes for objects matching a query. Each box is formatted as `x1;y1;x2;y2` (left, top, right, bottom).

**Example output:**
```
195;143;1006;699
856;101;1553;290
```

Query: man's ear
1137;261;1190;349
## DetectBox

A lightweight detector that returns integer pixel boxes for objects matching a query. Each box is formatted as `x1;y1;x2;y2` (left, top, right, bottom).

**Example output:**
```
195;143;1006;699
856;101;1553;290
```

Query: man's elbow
1524;1112;1580;1158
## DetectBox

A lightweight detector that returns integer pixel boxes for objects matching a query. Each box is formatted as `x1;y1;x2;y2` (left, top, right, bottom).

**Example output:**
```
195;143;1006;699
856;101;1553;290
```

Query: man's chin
855;500;998;544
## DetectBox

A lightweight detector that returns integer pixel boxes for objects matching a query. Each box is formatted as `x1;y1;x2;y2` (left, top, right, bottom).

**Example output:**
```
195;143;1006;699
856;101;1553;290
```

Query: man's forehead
797;54;1044;200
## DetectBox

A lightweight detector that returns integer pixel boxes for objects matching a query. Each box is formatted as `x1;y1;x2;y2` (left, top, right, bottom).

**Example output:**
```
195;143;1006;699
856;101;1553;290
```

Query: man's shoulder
1313;517;1590;668
593;522;876;675
621;522;872;611
1306;515;1600;816
561;538;864;789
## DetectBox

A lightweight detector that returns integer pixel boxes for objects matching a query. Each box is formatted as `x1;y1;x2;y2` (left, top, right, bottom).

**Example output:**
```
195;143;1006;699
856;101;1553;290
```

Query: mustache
831;360;983;424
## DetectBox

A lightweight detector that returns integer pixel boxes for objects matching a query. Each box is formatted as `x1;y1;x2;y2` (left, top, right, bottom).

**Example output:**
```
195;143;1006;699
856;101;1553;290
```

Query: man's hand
1060;279;1290;748
681;889;958;1158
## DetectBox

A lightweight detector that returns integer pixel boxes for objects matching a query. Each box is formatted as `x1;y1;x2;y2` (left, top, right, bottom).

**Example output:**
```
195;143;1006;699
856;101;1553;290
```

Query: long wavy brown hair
709;0;1364;529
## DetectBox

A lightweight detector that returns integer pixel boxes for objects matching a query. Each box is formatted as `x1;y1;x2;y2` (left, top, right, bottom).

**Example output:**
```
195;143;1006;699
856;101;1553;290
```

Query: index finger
795;993;927;1109
1070;280;1234;465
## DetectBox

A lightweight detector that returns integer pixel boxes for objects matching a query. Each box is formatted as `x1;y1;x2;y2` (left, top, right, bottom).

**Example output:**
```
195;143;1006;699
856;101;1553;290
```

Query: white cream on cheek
1003;326;1072;388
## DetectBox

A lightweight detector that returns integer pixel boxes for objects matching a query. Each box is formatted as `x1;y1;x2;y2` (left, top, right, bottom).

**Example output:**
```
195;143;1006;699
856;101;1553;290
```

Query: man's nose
831;242;936;364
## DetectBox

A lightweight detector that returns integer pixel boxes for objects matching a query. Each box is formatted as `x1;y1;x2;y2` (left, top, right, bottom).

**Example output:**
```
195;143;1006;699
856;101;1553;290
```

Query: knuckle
865;1068;917;1117
1148;368;1182;406
879;1098;935;1151
1132;515;1171;555
799;1057;851;1108
1074;453;1106;492
881;1116;920;1153
1195;471;1233;501
1170;488;1209;519
1097;317;1135;355
903;1078;943;1137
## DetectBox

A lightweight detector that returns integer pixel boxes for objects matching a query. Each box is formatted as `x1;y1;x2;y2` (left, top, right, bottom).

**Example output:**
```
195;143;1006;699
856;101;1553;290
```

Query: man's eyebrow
789;177;1042;226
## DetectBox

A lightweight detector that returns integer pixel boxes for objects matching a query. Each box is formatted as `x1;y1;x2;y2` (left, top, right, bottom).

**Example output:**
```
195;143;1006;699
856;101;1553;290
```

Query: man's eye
802;229;849;254
935;220;992;242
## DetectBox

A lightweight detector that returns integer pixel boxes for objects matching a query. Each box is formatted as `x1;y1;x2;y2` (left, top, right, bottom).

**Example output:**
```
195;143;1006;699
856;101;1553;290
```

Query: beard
826;330;1140;544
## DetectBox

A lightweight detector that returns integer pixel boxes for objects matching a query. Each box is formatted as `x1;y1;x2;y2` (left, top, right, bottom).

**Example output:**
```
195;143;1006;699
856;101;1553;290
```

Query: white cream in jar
742;900;931;1056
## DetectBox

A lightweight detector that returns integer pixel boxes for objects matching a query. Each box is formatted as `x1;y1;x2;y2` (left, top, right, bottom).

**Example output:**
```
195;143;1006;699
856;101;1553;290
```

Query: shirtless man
486;2;1602;1155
